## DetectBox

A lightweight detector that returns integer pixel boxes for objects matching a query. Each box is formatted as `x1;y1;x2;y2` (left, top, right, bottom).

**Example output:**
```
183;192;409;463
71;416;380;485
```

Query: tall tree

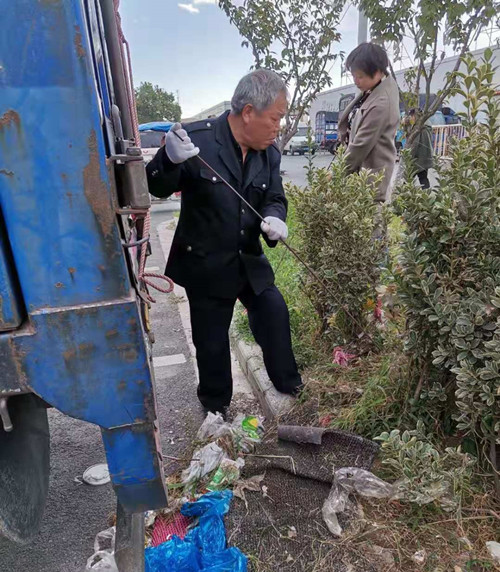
356;0;499;142
135;82;181;124
218;0;344;152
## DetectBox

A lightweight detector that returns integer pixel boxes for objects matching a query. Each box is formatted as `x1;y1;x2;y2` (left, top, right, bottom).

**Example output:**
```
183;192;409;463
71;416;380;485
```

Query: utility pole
357;10;368;44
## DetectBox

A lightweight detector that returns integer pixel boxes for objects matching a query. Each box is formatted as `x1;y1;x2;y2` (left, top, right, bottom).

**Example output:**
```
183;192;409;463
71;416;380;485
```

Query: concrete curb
230;328;295;420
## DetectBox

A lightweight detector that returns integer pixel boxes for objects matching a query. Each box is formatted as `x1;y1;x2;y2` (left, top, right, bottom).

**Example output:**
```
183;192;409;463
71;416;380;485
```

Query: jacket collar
214;111;266;190
214;111;242;184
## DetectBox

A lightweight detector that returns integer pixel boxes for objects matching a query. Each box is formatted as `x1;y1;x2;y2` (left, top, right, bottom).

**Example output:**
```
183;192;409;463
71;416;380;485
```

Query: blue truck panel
0;0;130;311
0;0;168;521
0;217;24;330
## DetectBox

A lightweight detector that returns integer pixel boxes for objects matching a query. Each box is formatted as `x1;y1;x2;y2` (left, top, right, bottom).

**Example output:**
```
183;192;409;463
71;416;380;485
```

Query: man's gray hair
231;69;288;115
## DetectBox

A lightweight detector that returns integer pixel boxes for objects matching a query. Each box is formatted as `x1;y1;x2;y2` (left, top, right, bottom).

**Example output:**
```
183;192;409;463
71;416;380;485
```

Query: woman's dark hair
345;43;390;78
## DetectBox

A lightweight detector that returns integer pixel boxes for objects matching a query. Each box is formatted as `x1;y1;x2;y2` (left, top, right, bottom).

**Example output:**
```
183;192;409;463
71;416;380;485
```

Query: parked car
283;125;317;155
139;121;173;164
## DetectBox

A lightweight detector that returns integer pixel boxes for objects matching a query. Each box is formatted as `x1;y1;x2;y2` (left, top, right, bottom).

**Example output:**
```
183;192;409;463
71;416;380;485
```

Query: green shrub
375;422;476;512
288;148;386;344
393;52;500;492
233;201;322;368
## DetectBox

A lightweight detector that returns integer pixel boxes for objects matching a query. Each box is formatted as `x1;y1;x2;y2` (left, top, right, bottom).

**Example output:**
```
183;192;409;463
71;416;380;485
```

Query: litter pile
87;415;410;572
143;413;264;572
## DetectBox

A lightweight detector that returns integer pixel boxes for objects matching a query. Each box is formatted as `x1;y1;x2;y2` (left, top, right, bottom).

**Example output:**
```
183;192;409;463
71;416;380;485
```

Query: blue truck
0;1;168;569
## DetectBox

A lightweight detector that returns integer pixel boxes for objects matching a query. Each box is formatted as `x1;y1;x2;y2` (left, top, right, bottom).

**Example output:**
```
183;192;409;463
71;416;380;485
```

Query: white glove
260;216;288;241
165;123;200;164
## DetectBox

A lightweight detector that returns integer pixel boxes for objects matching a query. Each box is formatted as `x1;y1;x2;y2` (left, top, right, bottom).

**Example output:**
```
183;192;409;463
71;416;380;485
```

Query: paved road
280;151;437;191
0;207;204;572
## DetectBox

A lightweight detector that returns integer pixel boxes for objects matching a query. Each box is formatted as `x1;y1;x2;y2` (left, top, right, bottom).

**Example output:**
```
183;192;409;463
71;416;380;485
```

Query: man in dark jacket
146;70;302;416
406;108;434;188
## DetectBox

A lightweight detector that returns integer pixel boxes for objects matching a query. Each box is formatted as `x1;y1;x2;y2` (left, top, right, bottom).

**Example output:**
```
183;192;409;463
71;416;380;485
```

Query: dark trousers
186;283;302;412
417;170;430;189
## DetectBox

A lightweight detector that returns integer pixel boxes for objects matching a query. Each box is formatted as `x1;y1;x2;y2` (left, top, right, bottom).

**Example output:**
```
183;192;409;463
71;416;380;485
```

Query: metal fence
432;124;467;157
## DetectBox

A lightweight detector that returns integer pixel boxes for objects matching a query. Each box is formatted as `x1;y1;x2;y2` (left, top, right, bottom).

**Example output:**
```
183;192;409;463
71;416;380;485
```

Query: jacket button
262;183;266;189
187;246;192;252
240;230;244;235
241;209;245;214
212;176;217;182
207;122;211;127
239;249;242;255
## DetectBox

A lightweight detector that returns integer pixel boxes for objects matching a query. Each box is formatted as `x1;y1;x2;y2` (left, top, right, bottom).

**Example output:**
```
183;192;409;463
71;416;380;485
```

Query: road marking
145;266;160;272
153;354;186;368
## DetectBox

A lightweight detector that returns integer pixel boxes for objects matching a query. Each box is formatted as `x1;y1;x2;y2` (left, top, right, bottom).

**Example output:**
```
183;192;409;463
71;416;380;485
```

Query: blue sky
119;0;360;118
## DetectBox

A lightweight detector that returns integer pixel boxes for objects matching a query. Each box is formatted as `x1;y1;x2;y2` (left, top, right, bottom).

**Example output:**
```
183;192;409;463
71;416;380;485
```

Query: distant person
406;108;433;189
146;70;303;418
338;42;400;203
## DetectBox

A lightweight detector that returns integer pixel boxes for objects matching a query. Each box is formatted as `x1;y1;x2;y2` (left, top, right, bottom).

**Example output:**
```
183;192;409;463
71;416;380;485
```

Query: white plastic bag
181;442;226;486
85;551;118;572
85;527;117;572
322;468;395;537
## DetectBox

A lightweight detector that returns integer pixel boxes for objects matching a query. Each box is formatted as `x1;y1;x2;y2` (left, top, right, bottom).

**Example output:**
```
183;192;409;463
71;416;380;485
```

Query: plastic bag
207;459;245;491
145;535;201;572
182;490;233;555
181;443;226;486
146;491;247;572
85;551;118;572
335;467;395;499
196;413;233;441
201;547;248;571
195;413;264;454
94;527;115;553
85;527;118;571
322;468;395;537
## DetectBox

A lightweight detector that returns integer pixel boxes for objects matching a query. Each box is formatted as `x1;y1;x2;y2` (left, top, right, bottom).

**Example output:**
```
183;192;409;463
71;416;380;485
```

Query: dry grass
356;490;500;571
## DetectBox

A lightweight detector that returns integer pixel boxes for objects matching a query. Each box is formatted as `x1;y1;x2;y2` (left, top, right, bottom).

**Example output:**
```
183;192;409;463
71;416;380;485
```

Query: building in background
183;100;232;123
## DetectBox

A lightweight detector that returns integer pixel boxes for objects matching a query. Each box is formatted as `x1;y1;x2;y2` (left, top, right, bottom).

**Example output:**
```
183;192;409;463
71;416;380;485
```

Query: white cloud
193;0;216;4
178;3;200;13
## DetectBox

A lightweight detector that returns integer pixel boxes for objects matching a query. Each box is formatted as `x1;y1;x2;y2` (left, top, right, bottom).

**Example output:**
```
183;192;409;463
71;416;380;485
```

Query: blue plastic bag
201;548;248;572
181;490;233;519
145;535;201;572
145;491;247;572
183;491;233;554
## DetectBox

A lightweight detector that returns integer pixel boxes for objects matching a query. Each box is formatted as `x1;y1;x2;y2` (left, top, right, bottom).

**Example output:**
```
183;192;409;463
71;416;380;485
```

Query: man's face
352;69;384;92
242;91;287;150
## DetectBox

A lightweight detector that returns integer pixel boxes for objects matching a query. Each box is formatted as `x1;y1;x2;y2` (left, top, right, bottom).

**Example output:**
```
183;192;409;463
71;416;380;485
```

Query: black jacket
146;111;287;298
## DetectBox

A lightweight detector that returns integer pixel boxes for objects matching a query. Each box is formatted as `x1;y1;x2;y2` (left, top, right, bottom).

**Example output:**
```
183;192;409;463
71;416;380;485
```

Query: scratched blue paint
102;424;167;510
0;0;130;311
0;0;167;513
16;300;153;429
102;426;160;484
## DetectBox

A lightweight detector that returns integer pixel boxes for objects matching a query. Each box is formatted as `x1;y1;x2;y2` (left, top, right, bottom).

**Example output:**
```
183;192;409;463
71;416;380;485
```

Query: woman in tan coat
338;43;400;203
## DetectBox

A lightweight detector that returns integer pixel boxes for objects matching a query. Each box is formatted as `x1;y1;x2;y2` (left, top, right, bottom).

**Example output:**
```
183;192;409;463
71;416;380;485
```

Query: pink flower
374;297;383;322
332;346;356;366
